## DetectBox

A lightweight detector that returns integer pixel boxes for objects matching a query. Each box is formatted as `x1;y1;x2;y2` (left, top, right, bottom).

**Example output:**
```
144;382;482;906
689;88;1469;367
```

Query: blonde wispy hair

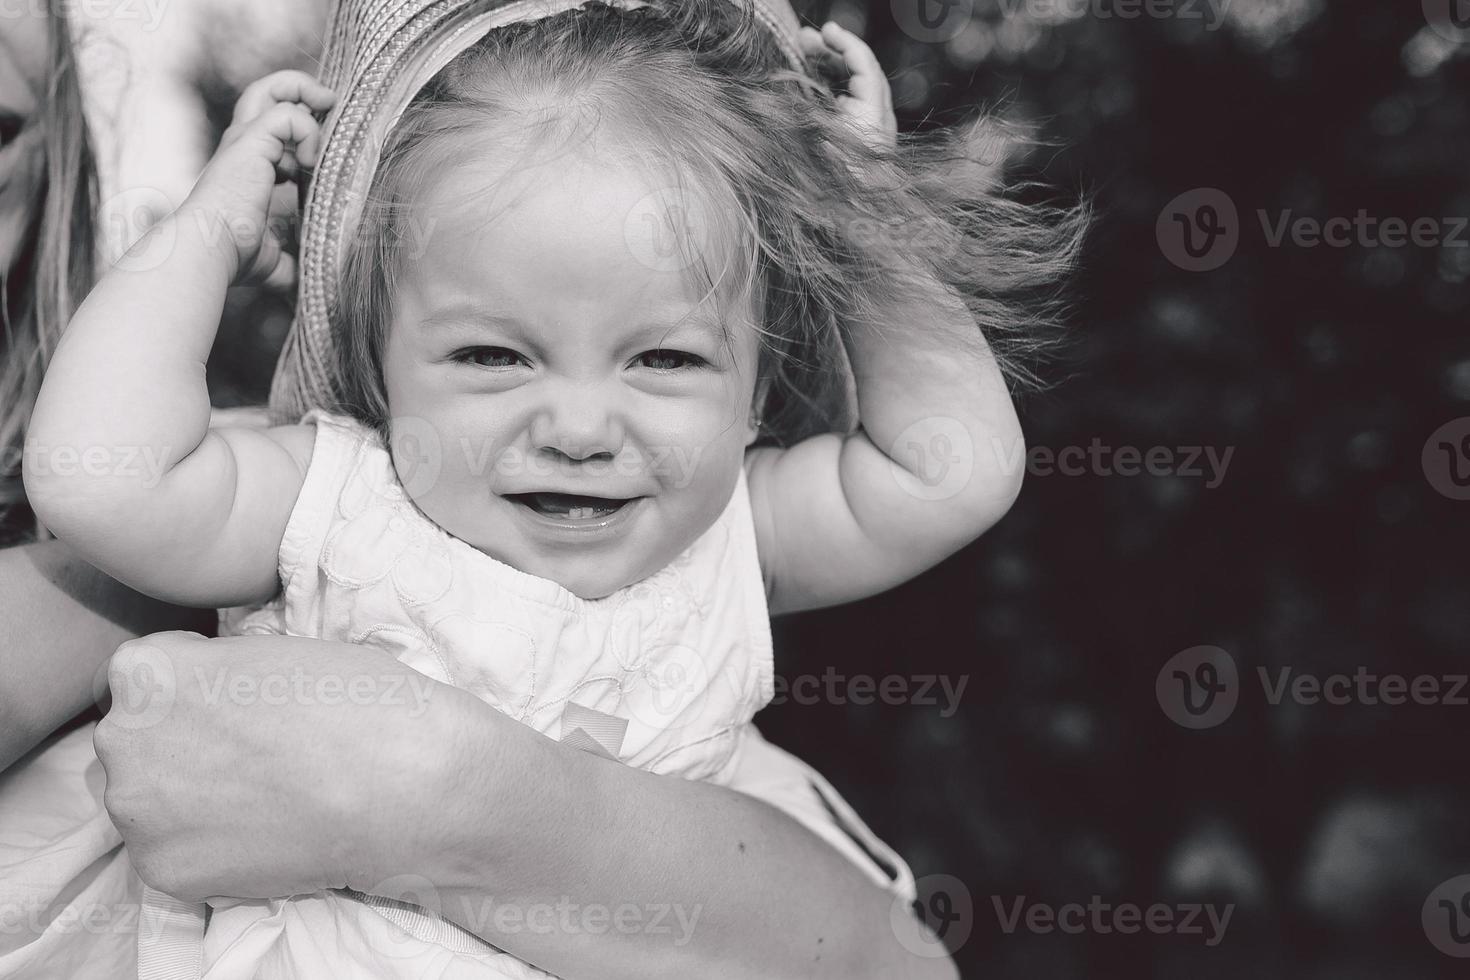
333;0;1087;447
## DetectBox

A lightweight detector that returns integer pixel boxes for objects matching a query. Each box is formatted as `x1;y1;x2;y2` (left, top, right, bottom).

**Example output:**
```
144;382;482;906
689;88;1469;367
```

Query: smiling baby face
378;137;763;599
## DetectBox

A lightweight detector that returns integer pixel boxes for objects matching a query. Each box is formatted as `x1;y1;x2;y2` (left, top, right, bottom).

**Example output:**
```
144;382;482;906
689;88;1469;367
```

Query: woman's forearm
0;539;210;769
93;631;955;978
399;688;955;980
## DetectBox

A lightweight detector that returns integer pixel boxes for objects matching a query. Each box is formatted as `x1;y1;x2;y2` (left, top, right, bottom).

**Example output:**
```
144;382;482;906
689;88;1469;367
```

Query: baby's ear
746;375;774;446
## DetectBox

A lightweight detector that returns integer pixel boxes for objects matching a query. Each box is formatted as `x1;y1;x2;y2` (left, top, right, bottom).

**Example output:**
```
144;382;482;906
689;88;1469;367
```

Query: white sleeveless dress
150;412;780;979
0;413;916;980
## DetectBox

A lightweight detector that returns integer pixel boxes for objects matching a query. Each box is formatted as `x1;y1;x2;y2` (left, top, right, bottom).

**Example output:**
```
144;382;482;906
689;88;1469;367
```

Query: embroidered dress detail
167;411;775;979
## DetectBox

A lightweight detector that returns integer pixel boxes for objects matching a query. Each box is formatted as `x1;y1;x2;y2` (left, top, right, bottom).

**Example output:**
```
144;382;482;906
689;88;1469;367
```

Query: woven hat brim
269;0;808;423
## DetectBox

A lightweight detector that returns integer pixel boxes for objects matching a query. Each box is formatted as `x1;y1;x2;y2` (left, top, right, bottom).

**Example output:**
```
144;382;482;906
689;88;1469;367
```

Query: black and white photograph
1;0;1468;977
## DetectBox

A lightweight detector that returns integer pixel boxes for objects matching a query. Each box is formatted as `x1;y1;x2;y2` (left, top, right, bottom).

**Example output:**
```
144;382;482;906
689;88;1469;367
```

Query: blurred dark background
765;1;1470;977
197;1;1470;975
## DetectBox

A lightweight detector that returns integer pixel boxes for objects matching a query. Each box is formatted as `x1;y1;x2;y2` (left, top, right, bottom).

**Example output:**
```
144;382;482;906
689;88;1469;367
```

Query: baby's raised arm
24;72;335;608
747;25;1026;615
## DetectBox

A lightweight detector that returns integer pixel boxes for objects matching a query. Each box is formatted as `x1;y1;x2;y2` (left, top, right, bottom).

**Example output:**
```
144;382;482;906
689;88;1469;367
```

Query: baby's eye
456;346;524;368
637;349;706;371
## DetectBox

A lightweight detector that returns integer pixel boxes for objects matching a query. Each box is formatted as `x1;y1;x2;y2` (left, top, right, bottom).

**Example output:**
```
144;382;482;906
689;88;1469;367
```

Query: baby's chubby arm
25;72;335;608
747;26;1024;615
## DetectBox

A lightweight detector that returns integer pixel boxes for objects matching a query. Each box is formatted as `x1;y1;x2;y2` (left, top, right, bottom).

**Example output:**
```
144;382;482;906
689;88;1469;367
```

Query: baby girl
26;0;1077;974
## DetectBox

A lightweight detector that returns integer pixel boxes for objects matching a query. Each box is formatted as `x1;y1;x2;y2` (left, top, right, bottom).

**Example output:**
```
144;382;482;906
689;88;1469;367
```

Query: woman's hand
94;629;958;979
799;23;897;149
182;70;334;285
92;630;454;901
0;540;214;772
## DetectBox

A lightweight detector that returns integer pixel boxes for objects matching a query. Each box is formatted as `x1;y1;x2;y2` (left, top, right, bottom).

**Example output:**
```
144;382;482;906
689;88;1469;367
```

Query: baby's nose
530;383;625;463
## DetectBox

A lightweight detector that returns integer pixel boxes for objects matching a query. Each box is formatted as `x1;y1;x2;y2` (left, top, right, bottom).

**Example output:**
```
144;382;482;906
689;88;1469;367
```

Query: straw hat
268;0;810;422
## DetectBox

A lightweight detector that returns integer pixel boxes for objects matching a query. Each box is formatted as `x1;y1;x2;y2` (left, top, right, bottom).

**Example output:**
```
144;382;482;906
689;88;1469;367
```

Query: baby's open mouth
505;492;636;521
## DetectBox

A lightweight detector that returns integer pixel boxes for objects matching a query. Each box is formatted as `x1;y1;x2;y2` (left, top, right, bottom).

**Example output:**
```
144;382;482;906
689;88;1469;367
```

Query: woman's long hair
0;9;98;539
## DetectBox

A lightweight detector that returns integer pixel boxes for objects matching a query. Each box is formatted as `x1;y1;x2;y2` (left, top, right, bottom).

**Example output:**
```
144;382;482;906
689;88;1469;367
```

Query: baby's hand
799;23;897;150
183;70;335;285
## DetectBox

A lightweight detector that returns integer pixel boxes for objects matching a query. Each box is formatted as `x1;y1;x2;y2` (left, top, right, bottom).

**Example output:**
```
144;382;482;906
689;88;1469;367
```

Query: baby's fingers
196;101;322;213
231;70;335;129
819;22;892;114
243;101;324;176
799;25;844;74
